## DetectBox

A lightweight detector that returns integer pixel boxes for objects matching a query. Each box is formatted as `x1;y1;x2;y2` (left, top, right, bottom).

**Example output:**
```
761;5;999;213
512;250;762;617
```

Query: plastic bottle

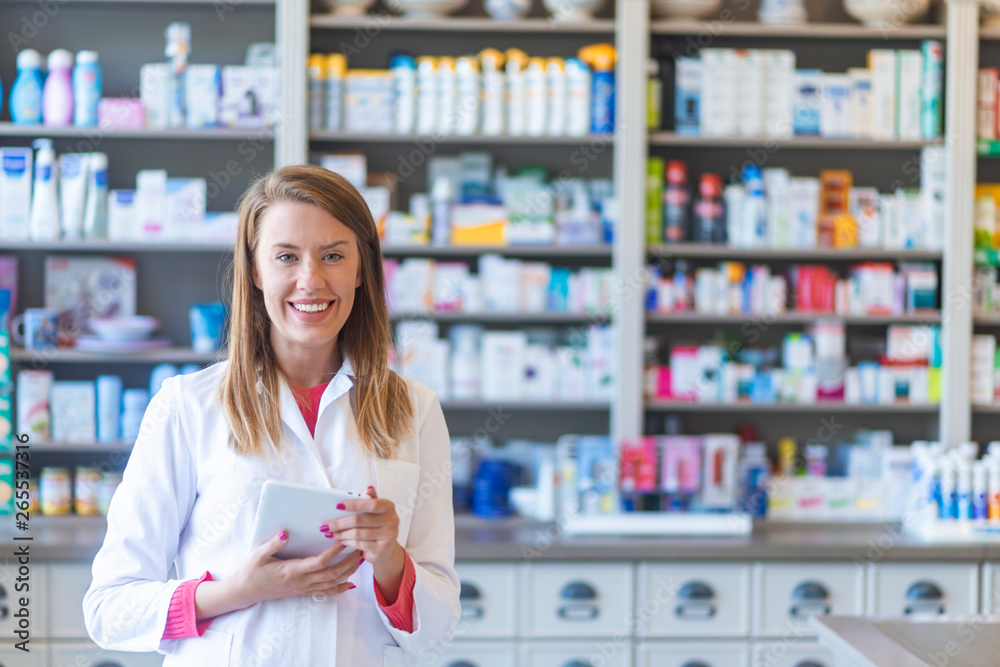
455;56;480;136
43;49;74;127
739;442;771;517
565;57;592;137
11;49;44;125
693;173;726;244
504;48;528;136
662;160;690;244
59;153;89;239
390;55;416;135
958;462;973;521
83;152;109;239
974;461;988;521
326;54;347;132
673;259;691;312
479;49;505;136
73;50;102;127
430;176;453;246
436;57;457;136
546;58;567;137
724;184;745;248
741;164;767;248
307;54;327;131
415;56;438;136
578;43;616;135
29;139;60;241
164;22;190;129
524;58;548;137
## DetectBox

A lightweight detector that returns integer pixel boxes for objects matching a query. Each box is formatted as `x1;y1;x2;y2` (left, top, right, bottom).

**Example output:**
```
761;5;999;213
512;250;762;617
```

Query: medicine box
0;148;32;241
220;66;280;128
185;64;221;129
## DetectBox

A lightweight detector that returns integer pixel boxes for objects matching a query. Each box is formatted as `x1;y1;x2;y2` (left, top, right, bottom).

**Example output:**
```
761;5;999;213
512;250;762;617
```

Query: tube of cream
83;152;108;239
59;153;89;239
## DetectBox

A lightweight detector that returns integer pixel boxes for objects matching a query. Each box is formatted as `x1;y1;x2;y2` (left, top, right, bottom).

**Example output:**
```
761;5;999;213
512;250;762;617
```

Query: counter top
5;516;996;562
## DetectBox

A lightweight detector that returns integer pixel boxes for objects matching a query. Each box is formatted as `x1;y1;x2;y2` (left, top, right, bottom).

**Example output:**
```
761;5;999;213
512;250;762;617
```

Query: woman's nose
297;258;323;288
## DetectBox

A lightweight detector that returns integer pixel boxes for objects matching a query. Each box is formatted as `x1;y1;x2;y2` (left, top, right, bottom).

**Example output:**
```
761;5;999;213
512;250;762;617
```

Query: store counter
811;615;1000;667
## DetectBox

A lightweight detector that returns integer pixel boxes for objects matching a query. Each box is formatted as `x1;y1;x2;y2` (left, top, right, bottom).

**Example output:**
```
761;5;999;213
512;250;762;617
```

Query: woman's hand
197;531;363;619
324;487;407;603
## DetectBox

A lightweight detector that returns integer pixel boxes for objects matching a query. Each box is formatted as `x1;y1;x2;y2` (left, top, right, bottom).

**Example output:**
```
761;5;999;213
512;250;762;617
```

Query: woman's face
252;200;362;365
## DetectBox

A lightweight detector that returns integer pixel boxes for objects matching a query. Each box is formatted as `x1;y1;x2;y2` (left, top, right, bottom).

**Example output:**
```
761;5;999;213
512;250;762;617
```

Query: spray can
505;48;528;136
479;49;505;136
436;57;457;136
958;462;973;521
307;54;327;131
547;58;567;137
940;458;957;520
455;56;480;136
990;460;1000;521
415;56;437;136
565;57;591;137
326;54;347;132
164;22;190;129
974;462;988;521
390;55;416;135
524;57;547;137
578;43;616;135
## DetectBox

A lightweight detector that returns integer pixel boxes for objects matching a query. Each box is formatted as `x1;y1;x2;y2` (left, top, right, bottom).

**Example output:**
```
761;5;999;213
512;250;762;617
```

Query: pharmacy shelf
647;132;942;150
9;347;221;364
980;26;1000;40
645;400;939;413
972;405;1000;413
0;240;233;252
382;244;612;258
24;442;133;453
646;312;941;325
391;311;611;323
974;316;1000;326
309;15;616;33
648;244;943;261
0;123;274;141
650;20;946;39
440;400;610;410
310;131;611;145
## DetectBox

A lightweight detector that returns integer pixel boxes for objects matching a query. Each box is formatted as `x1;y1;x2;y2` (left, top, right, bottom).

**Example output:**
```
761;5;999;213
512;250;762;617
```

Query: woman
84;165;460;665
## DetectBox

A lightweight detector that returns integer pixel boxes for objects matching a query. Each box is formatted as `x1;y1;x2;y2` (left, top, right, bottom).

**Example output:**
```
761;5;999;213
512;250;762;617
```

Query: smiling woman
83;165;461;667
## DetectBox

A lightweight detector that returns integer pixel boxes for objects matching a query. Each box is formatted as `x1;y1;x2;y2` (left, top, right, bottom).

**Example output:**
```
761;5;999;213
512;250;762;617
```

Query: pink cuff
162;571;214;639
374;552;416;633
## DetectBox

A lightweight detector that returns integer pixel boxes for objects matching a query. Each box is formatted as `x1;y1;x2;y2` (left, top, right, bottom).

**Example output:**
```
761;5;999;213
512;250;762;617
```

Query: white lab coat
83;359;460;666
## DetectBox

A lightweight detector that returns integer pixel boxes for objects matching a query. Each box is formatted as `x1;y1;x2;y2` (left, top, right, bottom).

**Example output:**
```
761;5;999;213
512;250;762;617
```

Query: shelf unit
645;401;940;414
9;347;221;364
647;132;944;150
381;244;612;258
647;244;944;261
390;311;612;323
645;313;942;325
311;131;613;144
0;122;275;141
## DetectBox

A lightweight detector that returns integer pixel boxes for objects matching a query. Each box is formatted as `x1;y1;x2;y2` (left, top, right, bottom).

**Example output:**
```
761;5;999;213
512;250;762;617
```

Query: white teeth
292;302;330;313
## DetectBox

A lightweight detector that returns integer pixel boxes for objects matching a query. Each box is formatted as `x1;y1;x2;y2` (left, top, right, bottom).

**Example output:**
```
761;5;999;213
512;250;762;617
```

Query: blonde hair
220;165;412;459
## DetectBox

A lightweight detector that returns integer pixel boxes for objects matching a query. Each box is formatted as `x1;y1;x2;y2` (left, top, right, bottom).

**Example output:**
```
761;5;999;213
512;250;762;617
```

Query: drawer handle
560;581;598;600
794;662;826;667
906;581;943;601
0;583;7;621
558;603;600;620
446;662;478;667
678;581;715;601
790;602;831;620
904;602;945;616
94;663;126;667
561;661;593;667
675;601;716;620
459;582;481;601
792;581;830;601
460;603;484;621
681;662;711;667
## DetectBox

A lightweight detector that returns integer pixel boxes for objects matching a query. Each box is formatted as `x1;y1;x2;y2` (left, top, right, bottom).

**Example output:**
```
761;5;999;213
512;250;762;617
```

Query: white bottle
59;153;89;239
431;176;453;246
415;56;437;136
505;49;527;136
390;55;416;135
436;57;457;136
479;49;505;136
546;58;567;137
565;57;591;137
525;57;548;137
29;138;60;241
83;152;109;239
455;57;480;136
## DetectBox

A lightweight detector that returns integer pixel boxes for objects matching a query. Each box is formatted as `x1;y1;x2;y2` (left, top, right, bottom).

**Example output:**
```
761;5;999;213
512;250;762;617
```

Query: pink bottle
43;49;74;127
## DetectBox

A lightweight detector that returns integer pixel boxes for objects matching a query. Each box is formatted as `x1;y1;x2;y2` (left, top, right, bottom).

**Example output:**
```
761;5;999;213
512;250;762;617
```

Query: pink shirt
161;381;417;638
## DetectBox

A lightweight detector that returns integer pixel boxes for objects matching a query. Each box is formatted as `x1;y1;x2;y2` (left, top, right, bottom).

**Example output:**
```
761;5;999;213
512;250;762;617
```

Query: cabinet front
455;563;517;638
50;562;94;638
752;641;833;667
753;563;863;637
521;563;633;638
421;640;517;667
521;640;632;667
637;640;750;667
50;642;164;667
982;563;1000;613
637;563;751;638
0;563;47;640
868;563;979;617
0;644;44;667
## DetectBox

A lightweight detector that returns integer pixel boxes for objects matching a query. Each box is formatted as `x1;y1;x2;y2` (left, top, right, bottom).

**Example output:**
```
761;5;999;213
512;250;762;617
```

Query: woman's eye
277;253;295;262
324;253;343;261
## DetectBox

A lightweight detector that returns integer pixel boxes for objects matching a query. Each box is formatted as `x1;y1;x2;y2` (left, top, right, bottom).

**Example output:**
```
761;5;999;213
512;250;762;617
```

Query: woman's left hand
323;486;405;575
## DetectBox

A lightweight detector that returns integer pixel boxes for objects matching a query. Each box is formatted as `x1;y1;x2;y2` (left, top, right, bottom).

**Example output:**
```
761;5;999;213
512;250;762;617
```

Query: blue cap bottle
11;49;44;125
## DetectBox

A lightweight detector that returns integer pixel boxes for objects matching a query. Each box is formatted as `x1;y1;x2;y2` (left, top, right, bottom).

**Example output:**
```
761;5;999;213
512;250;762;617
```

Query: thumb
256;529;289;560
365;485;377;499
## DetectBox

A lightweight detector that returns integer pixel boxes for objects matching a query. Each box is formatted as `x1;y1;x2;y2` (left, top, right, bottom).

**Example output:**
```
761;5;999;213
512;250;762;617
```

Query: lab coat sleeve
83;376;198;654
375;391;461;659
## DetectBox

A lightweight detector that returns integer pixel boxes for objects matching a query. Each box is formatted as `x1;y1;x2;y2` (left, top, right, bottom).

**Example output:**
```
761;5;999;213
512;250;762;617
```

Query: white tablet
250;479;366;564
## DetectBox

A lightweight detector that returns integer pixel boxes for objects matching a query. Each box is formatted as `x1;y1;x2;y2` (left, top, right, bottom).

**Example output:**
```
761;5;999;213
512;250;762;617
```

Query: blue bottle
10;49;44;125
73;50;102;127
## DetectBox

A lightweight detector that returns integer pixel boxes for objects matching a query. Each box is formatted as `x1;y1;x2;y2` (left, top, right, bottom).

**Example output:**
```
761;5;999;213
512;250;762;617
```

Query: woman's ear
252;263;262;290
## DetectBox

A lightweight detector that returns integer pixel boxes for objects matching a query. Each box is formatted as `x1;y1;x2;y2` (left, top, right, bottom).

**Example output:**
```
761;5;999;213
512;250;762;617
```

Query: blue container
591;69;615;134
73;51;102;127
471;460;514;519
11;49;44;125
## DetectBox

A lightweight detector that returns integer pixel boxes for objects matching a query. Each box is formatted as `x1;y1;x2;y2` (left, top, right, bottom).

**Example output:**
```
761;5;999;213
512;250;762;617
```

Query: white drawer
421;641;517;667
638;640;750;667
868;563;979;617
982;563;1000;613
0;643;44;667
637;563;750;638
455;563;517;638
50;562;94;638
521;563;633;638
521;640;631;667
752;641;833;667
51;642;164;667
753;563;864;637
0;562;47;639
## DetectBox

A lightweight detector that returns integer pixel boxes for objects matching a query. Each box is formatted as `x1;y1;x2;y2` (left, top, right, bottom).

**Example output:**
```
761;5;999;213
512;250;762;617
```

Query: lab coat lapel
276;380;331;485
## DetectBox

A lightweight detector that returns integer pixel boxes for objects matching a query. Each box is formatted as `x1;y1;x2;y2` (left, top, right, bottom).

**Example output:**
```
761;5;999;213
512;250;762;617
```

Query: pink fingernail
336;503;346;510
348;583;356;590
279;530;288;541
325;532;334;538
359;557;365;565
319;524;329;532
